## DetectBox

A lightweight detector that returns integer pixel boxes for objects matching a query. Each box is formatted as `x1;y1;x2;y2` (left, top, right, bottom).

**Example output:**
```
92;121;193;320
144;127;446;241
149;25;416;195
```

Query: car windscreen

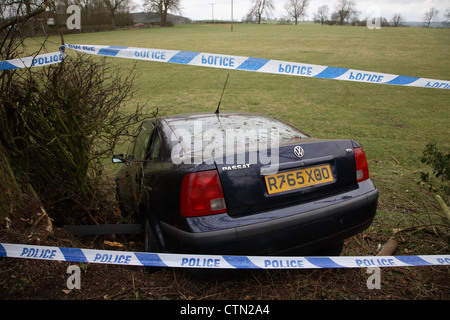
166;114;309;155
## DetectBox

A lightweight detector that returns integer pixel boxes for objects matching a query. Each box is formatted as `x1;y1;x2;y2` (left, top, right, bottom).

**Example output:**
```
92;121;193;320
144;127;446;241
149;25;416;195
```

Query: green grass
32;24;449;239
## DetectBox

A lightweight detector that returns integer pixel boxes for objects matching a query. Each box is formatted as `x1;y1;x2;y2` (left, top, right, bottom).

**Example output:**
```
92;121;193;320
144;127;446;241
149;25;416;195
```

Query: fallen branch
435;194;450;223
377;236;399;256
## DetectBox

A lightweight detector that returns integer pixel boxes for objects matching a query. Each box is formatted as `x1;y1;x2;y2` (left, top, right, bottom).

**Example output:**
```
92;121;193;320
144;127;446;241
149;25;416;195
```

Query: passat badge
293;146;304;158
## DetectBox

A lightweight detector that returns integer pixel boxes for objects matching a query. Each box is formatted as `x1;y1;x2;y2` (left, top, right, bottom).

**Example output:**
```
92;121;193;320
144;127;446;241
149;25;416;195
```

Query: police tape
63;44;450;90
0;50;65;70
1;43;449;90
1;243;449;269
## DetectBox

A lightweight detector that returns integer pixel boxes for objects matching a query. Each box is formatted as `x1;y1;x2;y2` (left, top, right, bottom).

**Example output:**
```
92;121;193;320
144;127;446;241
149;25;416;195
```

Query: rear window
166;114;308;153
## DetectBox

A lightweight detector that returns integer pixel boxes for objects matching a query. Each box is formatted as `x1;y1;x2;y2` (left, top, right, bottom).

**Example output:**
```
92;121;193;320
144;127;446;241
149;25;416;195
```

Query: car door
141;126;163;205
128;121;155;212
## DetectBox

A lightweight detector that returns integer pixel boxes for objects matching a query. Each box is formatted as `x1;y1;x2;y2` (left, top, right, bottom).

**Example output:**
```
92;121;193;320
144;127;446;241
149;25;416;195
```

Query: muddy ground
0;206;448;313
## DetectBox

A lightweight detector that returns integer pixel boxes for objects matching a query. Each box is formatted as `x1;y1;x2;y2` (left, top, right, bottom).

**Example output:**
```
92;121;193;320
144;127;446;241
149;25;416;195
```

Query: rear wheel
144;216;159;252
143;216;162;273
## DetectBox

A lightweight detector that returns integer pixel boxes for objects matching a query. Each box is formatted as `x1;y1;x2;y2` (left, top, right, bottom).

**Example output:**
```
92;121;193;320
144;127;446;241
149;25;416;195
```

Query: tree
102;0;132;27
391;13;404;27
423;7;439;28
313;5;329;25
284;0;309;25
248;0;274;24
444;8;450;28
0;0;48;31
144;0;181;27
51;0;133;27
331;0;357;25
0;0;153;223
0;0;51;219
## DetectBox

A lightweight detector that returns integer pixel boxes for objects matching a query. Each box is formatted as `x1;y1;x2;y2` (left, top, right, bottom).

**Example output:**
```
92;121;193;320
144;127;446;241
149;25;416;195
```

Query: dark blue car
113;112;378;256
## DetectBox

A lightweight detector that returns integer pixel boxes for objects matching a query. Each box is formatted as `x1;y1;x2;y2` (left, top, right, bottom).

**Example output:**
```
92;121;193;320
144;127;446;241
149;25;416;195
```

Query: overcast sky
168;0;449;22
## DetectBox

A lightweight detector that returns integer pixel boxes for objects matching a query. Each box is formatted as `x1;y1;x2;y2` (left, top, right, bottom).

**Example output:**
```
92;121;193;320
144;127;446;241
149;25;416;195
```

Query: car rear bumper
161;180;379;255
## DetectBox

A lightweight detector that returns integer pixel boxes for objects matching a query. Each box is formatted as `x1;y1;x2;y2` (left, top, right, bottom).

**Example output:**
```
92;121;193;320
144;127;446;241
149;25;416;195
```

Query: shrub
0;53;154;223
419;142;450;205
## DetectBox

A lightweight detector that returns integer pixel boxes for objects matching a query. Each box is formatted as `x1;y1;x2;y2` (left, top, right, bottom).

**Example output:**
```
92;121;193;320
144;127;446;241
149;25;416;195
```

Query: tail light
180;170;227;217
354;147;370;183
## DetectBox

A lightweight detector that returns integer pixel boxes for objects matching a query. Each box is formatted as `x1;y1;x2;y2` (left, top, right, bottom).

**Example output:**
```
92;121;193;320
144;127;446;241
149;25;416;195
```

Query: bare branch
0;0;50;32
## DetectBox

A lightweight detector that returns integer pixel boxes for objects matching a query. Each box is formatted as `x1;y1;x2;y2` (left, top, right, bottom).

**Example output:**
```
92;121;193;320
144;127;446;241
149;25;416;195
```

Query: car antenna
215;73;230;114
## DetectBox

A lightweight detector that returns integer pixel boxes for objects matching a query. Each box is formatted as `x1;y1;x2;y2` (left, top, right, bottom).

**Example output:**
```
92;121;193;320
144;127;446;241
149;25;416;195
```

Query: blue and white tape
0;50;65;70
1;43;449;89
64;44;450;90
1;243;449;269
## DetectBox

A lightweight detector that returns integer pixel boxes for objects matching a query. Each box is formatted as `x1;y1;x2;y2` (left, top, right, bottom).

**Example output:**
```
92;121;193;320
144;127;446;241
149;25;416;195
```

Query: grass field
36;23;449;244
12;23;450;300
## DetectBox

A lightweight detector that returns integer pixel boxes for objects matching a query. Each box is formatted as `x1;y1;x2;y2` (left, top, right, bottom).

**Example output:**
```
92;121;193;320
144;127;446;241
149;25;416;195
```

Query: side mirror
112;154;126;164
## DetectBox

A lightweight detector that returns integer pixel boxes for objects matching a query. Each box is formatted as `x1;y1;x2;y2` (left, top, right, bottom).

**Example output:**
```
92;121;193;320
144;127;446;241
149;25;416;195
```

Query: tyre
144;216;159;252
143;216;162;273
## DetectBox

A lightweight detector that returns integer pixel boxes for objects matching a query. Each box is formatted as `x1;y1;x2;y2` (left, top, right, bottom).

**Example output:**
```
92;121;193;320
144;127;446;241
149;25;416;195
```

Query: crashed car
113;112;378;256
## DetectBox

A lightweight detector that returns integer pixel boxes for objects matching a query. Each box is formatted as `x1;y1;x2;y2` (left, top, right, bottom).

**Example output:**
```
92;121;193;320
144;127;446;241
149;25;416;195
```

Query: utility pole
209;3;215;22
231;0;234;31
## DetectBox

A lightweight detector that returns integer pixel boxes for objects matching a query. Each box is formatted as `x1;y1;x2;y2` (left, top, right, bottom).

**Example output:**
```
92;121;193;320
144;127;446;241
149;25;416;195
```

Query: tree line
50;0;181;27
247;0;449;28
2;0;449;30
0;0;182;29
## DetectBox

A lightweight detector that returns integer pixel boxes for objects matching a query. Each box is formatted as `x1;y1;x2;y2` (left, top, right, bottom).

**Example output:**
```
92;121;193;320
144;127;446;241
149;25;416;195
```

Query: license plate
264;164;334;195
